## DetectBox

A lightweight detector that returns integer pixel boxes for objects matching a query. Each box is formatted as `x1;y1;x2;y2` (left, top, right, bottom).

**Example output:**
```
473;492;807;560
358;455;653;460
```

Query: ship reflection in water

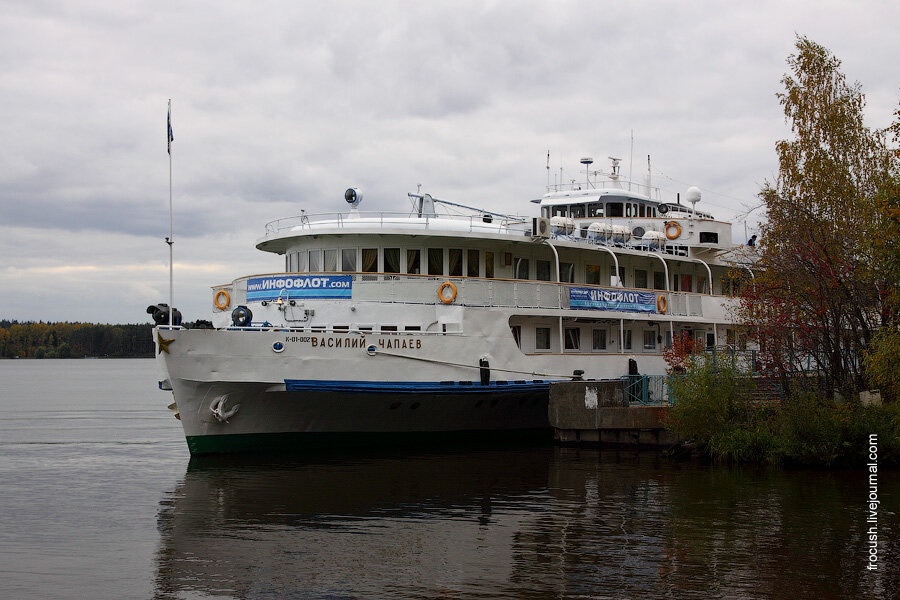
153;447;896;599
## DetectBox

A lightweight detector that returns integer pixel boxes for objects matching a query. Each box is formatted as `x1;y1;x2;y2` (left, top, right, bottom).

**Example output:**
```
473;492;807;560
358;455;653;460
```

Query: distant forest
0;320;156;358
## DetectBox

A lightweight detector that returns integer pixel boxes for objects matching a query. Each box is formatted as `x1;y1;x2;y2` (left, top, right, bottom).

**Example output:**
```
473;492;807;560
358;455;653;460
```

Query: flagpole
167;99;174;328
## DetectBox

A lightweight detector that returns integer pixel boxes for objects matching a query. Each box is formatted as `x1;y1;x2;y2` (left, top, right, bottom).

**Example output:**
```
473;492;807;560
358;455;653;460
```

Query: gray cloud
1;0;898;323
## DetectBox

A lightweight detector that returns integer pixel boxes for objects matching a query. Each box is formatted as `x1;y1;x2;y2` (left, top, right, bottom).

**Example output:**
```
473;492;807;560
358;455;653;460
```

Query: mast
167;99;174;328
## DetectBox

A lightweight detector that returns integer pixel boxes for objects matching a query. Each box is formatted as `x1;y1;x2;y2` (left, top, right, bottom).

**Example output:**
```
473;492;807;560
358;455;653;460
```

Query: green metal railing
622;375;669;406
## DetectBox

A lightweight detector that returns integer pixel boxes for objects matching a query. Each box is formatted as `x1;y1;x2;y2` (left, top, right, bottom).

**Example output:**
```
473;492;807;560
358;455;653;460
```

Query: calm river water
0;358;896;599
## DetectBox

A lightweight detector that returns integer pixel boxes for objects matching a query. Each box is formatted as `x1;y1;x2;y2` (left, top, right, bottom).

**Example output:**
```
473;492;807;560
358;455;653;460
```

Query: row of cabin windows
288;248;495;278
515;325;659;352
287;247;723;294
542;201;658;219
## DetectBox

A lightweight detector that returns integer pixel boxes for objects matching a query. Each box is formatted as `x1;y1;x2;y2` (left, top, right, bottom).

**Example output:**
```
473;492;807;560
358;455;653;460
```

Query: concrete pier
548;380;683;447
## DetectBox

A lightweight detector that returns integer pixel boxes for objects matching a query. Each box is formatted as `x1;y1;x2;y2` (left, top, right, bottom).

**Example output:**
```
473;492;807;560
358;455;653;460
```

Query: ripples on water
0;359;896;599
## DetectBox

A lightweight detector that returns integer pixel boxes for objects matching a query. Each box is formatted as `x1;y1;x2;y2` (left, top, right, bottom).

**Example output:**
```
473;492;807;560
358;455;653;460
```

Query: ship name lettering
377;338;422;350
309;336;369;349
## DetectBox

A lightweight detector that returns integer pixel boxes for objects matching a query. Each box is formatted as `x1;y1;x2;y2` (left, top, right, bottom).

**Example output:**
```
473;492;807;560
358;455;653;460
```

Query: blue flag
167;101;174;155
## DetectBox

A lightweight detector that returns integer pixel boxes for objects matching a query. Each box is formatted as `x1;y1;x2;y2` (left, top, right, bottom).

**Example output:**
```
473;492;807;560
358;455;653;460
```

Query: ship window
726;328;735;346
515;258;530;280
324;249;338;272
700;231;719;243
536;260;552;281
404;325;420;331
643;330;656;350
551;205;568;217
467;249;479;277
564;328;580;351
381;325;397;333
653;271;666;290
298;251;308;272
341;248;357;272
511;325;522;349
571;205;585;218
592;329;607;351
677;274;692;292
308;250;320;272
617;266;626;287
560;262;575;283
485;252;494;278
333;325;349;331
406;249;421;274
541;207;550;218
607;203;623;217
285;255;290;272
587;203;603;217
384;248;400;273
585;264;601;285
359;326;373;332
639;204;646;217
624;329;632;350
448;248;463;277
428;248;444;276
625;204;632;217
635;269;648;289
361;248;378;273
535;327;551;351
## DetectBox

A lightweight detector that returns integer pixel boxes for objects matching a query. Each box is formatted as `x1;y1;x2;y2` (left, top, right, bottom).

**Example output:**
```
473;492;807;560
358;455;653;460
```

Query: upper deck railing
263;212;532;237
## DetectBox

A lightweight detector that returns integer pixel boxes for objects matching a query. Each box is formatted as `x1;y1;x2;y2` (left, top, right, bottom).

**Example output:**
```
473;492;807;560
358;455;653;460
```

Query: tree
741;36;900;398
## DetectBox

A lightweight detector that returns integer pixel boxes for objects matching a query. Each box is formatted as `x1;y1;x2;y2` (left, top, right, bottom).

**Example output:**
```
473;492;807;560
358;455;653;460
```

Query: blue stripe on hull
284;379;553;394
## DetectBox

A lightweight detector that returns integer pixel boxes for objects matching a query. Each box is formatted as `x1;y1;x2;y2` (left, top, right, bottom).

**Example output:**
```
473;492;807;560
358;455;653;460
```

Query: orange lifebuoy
665;221;682;240
438;281;457;304
657;295;667;314
214;289;231;310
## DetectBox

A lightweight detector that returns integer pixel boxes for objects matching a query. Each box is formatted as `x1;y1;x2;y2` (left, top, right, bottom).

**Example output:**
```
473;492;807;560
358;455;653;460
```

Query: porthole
272;341;285;353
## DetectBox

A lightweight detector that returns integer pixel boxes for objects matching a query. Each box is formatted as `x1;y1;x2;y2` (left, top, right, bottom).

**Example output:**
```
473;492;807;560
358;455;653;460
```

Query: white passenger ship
153;158;750;454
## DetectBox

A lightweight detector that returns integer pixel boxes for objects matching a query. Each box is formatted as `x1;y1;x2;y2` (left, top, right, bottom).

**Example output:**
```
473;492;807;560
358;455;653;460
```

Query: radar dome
344;187;363;207
685;186;701;204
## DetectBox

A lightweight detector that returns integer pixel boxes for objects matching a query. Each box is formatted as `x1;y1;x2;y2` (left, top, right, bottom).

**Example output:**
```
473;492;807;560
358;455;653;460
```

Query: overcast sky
1;1;898;324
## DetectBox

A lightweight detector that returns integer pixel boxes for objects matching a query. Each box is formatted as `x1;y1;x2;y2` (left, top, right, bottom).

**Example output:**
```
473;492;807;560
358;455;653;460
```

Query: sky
1;0;898;324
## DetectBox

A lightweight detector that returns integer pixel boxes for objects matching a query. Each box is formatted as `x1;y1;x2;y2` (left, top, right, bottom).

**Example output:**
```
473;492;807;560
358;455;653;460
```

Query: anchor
210;395;240;423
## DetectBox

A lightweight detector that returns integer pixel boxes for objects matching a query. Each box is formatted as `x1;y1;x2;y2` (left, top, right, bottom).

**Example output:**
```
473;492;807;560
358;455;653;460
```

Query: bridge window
324;249;338;272
639;204;646;217
515;258;530;280
298;251;308;272
428;248;444;275
308;250;320;271
467;249;480;277
449;248;463;277
592;329;607;350
406;249;421;274
535;327;551;351
564;328;580;351
541;206;551;218
588;203;604;218
485;252;494;278
635;269;648;289
361;248;378;273
536;260;552;281
571;205;585;218
341;248;357;272
643;330;657;350
384;248;400;273
607;202;623;217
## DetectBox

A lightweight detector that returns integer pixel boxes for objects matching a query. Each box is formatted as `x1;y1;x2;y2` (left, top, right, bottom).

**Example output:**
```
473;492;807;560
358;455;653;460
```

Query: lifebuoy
657;295;668;314
438;281;457;304
214;289;231;310
665;221;682;240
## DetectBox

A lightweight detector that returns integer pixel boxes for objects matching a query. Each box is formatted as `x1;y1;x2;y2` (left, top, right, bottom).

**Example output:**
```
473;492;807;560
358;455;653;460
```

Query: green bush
665;356;899;466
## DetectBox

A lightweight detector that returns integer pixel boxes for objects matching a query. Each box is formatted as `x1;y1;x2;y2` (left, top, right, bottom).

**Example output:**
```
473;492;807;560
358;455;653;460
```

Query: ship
151;157;752;454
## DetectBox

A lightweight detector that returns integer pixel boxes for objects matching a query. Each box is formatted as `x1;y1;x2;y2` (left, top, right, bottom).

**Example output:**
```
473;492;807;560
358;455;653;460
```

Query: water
0;359;896;599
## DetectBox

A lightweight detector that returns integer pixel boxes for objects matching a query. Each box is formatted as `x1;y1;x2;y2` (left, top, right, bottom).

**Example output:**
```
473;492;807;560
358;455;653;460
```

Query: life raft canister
438;281;458;304
214;289;231;310
665;221;682;240
657;295;668;314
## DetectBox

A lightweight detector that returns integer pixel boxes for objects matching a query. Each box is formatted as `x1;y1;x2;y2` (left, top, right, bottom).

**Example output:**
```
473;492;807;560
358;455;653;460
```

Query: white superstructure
153;158;754;454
